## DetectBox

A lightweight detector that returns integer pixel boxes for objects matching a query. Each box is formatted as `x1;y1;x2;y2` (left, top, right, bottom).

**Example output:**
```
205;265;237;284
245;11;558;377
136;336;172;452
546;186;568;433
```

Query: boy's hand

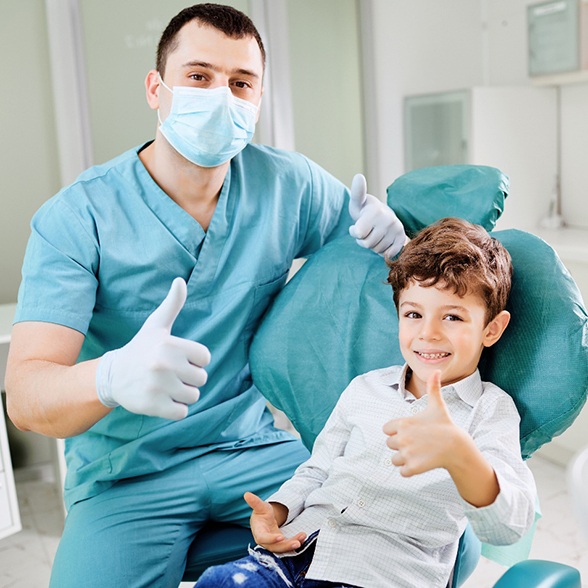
244;492;307;553
383;370;464;476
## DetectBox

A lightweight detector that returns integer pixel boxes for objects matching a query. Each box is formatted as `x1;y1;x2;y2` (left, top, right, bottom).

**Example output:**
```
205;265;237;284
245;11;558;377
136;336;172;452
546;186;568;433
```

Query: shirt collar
389;365;484;407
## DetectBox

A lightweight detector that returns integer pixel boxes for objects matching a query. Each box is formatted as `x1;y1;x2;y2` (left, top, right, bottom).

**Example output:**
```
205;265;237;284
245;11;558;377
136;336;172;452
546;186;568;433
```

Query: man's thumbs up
96;278;211;420
347;173;407;258
143;276;188;331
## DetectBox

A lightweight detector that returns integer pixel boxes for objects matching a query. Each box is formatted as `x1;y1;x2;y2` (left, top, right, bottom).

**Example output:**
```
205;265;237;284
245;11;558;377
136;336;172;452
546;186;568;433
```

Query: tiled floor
0;454;586;587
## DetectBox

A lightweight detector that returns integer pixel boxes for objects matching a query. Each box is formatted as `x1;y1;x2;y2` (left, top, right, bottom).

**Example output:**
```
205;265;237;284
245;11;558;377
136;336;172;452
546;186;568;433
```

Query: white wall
365;0;588;233
366;0;485;196
364;0;588;465
0;1;62;304
561;83;588;227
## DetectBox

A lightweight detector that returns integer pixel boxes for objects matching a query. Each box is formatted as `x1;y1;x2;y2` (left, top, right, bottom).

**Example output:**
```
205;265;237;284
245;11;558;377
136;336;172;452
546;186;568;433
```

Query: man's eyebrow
182;61;260;78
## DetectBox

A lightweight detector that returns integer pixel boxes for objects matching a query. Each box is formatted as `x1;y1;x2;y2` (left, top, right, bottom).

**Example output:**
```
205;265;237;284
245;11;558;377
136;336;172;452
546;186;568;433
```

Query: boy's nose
418;321;441;340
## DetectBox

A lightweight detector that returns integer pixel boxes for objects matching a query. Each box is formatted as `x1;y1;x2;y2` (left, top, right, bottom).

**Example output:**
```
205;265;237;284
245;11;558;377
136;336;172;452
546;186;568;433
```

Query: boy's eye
444;314;463;322
404;311;421;319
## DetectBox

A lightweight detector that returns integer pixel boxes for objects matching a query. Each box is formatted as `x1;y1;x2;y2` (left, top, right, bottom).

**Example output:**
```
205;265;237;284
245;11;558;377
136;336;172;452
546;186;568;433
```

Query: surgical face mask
157;75;258;168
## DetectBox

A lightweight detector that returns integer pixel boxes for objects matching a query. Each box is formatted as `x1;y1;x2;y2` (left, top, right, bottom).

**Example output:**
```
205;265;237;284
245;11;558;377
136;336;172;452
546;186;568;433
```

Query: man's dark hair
156;3;266;76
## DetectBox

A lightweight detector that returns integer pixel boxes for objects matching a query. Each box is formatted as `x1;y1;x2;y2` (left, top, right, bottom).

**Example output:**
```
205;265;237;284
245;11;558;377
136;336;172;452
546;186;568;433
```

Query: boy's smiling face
398;280;509;398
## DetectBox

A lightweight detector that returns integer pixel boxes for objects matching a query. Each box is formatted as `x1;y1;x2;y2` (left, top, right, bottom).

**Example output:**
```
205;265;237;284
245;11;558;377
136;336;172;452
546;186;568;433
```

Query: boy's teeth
418;352;449;359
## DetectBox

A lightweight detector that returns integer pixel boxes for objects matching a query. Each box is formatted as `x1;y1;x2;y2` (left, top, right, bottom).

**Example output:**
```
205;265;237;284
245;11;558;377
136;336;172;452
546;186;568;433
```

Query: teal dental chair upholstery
184;166;586;587
247;165;587;587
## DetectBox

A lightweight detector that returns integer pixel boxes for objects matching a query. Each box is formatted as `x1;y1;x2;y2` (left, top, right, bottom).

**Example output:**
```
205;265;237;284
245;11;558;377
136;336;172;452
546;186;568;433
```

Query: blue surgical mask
157;75;258;168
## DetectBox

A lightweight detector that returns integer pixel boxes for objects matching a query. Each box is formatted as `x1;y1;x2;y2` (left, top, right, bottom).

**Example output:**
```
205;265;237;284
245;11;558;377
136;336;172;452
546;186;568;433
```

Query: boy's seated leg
197;552;289;587
198;534;361;588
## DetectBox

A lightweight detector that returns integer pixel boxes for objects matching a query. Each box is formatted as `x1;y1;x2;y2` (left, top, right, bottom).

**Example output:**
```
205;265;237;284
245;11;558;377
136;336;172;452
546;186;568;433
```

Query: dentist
6;4;405;586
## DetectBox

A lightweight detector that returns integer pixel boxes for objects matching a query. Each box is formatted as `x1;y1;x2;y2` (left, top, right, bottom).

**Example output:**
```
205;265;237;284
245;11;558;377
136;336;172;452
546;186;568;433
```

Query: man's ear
483;310;511;348
145;69;161;111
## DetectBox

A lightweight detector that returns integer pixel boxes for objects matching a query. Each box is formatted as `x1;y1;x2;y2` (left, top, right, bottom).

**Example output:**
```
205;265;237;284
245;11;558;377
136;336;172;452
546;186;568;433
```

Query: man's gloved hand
348;173;406;258
96;277;211;420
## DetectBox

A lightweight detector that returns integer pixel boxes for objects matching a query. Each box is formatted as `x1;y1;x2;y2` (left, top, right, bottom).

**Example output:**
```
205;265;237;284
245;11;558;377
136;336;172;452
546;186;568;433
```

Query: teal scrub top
15;142;352;508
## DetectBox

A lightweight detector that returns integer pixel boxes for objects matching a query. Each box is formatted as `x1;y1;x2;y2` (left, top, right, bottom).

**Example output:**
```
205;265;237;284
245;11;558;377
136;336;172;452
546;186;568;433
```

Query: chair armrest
493;559;581;588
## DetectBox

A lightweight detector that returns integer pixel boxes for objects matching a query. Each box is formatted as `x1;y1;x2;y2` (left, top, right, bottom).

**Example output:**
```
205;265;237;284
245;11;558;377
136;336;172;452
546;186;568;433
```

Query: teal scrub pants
49;439;309;588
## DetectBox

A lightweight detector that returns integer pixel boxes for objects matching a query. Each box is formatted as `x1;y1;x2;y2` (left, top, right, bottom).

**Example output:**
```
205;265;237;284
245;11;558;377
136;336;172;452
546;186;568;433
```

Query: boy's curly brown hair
387;217;512;324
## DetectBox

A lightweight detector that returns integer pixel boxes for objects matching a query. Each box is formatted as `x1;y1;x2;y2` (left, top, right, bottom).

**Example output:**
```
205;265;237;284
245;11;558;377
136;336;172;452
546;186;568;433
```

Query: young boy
197;217;537;588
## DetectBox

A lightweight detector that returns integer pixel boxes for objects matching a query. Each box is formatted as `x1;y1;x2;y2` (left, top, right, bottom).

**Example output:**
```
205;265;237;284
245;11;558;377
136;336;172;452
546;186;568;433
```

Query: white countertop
534;227;588;265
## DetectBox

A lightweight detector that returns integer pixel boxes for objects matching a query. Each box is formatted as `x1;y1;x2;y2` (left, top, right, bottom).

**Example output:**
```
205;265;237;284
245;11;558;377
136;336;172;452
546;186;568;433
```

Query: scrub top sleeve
295;156;353;259
15;198;99;335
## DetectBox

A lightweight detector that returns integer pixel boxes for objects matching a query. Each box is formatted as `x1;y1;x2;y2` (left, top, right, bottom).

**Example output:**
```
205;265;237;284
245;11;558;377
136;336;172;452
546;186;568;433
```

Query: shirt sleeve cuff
462;470;535;544
268;488;305;525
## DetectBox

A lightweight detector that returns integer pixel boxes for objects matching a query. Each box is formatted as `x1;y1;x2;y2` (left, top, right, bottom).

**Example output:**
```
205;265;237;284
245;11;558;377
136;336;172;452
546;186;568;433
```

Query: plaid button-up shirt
269;365;536;588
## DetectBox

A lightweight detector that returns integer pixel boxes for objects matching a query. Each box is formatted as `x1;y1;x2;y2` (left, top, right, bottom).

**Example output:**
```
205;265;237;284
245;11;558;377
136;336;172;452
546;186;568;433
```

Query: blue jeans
197;539;359;587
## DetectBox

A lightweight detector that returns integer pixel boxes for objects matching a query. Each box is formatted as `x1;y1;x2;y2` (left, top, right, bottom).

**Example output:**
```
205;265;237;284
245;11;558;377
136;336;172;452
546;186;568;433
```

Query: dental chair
184;165;587;587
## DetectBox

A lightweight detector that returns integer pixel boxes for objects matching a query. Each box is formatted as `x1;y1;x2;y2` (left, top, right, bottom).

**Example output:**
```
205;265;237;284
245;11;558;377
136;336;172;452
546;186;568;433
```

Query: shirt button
410;406;419;414
356;498;366;508
384;457;392;466
327;519;337;528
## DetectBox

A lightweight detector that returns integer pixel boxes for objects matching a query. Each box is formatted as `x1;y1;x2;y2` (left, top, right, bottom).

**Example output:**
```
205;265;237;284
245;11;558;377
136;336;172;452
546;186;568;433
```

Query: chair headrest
387;165;509;237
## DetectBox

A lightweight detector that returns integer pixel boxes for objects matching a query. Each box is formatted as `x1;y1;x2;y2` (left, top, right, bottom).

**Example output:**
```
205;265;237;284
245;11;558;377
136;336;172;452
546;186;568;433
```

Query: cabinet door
0;399;21;541
404;90;470;171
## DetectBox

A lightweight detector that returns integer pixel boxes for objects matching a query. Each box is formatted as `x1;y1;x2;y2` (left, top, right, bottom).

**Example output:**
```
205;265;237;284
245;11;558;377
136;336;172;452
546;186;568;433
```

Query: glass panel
404;91;469;172
528;0;579;76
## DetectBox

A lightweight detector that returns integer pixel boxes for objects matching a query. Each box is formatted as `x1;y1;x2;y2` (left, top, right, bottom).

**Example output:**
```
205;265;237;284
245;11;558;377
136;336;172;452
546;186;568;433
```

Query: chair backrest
249;165;587;586
251;165;588;459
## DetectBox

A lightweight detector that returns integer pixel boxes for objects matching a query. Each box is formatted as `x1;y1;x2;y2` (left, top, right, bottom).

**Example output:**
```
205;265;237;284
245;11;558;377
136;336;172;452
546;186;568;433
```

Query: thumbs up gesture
382;371;460;477
348;173;406;259
96;277;211;420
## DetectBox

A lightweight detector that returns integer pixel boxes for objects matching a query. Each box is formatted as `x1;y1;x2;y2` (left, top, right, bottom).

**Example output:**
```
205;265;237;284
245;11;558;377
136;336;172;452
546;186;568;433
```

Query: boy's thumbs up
383;369;458;476
423;370;449;417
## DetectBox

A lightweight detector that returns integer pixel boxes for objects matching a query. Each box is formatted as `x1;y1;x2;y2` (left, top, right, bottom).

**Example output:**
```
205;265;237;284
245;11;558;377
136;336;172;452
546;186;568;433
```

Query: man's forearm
6;357;110;438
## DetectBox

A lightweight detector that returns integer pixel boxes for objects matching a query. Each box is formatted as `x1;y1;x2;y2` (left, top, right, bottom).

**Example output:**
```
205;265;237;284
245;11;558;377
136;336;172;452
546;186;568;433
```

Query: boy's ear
483;310;511;348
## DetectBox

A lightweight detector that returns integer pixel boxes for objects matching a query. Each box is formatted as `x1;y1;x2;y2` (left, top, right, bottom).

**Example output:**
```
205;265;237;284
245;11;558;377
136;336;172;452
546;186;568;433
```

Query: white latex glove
348;173;406;258
96;277;211;420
